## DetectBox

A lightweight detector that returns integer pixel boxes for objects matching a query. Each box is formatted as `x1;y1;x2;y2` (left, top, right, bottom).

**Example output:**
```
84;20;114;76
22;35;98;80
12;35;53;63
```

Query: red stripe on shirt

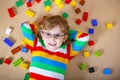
30;72;59;80
79;33;88;38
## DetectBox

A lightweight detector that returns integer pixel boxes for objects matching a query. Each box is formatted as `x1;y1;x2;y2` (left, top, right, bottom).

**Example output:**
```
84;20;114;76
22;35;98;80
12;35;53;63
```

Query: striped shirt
21;23;89;80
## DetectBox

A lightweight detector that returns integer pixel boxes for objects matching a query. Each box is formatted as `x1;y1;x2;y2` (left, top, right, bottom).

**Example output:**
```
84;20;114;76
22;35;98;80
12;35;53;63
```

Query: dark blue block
4;38;14;47
88;28;94;34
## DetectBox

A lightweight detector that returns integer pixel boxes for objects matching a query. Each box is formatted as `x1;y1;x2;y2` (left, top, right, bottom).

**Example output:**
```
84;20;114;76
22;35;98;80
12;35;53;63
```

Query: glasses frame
41;31;66;39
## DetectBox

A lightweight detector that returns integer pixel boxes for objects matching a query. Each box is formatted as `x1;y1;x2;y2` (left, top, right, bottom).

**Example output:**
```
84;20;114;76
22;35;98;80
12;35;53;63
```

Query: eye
45;32;51;37
55;34;61;38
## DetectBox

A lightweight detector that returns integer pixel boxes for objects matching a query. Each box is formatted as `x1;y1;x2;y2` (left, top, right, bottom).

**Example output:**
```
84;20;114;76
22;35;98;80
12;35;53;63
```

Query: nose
50;35;56;41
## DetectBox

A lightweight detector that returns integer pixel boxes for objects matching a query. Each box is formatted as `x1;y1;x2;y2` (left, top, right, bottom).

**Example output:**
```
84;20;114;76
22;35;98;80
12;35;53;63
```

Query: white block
5;27;12;35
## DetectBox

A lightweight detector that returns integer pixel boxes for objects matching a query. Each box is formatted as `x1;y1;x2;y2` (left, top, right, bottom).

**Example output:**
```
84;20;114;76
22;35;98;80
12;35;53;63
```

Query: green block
62;12;68;18
79;63;87;70
16;0;24;7
95;50;101;57
0;59;3;64
24;73;30;80
13;57;23;67
44;0;52;6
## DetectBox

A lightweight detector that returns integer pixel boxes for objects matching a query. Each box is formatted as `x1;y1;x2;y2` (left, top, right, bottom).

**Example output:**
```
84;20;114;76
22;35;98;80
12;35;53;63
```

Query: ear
40;32;43;39
63;34;68;42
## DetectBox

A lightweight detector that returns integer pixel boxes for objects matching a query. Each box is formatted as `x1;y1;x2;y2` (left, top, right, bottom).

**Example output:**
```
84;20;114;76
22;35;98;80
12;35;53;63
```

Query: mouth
48;43;56;46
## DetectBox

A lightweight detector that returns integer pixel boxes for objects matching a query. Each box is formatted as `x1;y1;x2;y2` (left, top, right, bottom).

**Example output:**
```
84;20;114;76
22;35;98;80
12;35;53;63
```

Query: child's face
40;25;68;51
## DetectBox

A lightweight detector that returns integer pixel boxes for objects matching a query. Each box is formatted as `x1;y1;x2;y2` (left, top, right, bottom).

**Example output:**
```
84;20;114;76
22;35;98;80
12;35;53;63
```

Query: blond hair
39;15;70;34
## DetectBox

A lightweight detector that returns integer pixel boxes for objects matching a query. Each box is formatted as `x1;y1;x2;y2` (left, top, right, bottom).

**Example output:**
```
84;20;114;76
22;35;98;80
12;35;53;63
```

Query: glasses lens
45;32;52;38
54;34;62;39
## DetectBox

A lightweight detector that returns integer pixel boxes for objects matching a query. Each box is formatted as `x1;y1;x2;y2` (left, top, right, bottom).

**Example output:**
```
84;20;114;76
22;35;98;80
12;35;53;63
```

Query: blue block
91;19;98;26
21;47;28;53
88;28;94;34
28;0;32;2
4;38;14;47
103;68;111;75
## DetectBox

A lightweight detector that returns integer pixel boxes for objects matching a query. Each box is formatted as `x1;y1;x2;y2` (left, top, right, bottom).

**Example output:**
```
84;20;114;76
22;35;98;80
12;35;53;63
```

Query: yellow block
54;0;62;5
25;9;35;18
58;3;64;9
44;6;51;12
71;0;77;7
29;78;36;80
20;62;29;69
106;23;113;29
83;51;90;57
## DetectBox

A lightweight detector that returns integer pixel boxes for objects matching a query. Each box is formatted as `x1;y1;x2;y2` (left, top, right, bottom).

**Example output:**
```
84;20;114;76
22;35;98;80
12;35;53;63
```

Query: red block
76;19;82;25
82;12;88;21
88;40;94;46
4;58;12;64
7;7;15;18
35;0;41;3
65;0;72;4
26;2;32;7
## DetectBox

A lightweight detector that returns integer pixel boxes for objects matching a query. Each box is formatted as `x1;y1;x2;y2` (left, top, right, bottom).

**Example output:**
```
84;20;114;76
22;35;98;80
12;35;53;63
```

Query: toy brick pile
1;0;114;79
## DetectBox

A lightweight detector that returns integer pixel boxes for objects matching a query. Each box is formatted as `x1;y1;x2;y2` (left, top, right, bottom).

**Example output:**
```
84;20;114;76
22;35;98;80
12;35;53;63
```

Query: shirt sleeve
21;23;38;49
68;29;89;57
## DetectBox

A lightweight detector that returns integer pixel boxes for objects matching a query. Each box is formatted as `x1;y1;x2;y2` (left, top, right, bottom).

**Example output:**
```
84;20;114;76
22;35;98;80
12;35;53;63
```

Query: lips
48;43;56;46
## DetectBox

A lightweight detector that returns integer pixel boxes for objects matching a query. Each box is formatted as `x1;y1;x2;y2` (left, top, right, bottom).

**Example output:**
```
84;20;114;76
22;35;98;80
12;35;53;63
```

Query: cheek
56;39;64;45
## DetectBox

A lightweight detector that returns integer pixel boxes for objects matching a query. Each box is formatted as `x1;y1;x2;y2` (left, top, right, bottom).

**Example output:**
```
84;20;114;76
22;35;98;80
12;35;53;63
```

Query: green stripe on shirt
31;61;66;75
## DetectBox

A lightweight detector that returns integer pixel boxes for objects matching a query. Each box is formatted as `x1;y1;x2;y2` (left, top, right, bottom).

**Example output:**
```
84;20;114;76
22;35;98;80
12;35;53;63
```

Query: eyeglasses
41;31;66;39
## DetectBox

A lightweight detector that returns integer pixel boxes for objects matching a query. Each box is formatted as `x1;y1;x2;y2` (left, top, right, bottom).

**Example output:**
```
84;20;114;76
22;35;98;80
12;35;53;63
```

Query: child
21;15;89;80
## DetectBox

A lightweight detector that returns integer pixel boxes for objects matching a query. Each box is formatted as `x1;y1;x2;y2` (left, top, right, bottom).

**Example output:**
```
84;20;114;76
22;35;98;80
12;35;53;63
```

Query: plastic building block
75;8;81;14
79;63;87;70
28;0;32;2
82;12;88;21
76;19;82;25
16;0;24;7
91;19;98;26
11;46;21;55
65;0;72;4
80;0;85;5
106;23;113;29
4;57;12;65
88;40;94;46
4;38;14;47
44;0;52;6
57;3;64;9
95;50;102;57
5;27;12;35
103;68;111;75
88;67;95;73
35;0;41;3
88;28;94;34
0;58;3;64
21;38;27;45
24;73;30;80
13;57;23;67
54;0;62;5
7;7;16;18
70;0;77;7
25;9;35;18
29;78;36;80
83;51;90;57
44;6;51;12
26;2;32;7
20;62;29;69
62;12;68;18
21;47;28;53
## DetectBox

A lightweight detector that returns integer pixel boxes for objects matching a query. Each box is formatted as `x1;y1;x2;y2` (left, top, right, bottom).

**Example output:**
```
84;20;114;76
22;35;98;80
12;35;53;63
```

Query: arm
68;29;89;57
21;23;38;48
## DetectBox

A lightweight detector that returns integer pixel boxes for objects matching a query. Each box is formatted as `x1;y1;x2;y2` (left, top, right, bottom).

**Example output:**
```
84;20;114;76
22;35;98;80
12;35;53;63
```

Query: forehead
43;25;63;34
